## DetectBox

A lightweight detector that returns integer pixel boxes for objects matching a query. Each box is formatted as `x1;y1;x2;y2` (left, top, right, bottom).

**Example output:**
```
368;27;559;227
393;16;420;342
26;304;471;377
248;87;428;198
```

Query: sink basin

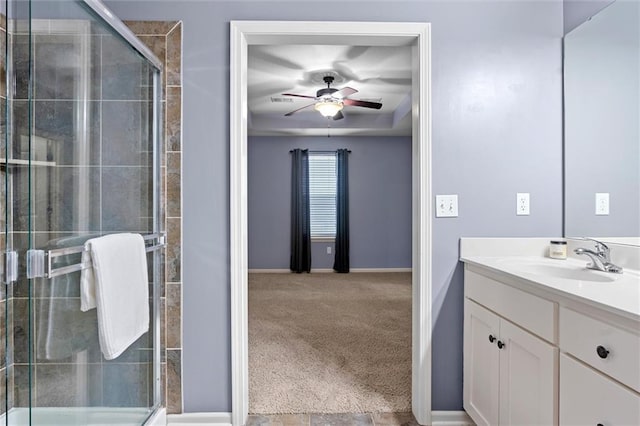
517;264;616;283
496;258;617;283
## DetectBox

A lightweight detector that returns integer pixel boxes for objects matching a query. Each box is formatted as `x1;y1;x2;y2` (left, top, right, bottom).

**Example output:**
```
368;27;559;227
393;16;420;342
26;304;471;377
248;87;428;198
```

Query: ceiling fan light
314;100;344;117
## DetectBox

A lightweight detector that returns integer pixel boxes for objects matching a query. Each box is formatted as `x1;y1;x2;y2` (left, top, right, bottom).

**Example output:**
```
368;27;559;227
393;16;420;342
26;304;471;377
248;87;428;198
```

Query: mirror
564;0;640;246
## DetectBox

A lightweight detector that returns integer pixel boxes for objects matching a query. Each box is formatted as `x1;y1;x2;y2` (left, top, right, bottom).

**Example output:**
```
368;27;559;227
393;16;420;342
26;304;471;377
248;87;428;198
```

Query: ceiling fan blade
284;103;315;116
343;98;383;109
332;111;344;121
282;93;317;100
334;87;357;99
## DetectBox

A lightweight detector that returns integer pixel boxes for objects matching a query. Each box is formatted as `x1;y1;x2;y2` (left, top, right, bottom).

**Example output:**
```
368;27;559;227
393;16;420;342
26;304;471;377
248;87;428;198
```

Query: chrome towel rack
26;233;166;279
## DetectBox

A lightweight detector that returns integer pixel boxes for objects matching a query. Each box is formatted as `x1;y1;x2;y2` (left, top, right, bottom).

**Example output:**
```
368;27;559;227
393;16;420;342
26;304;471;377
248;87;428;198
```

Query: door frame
230;21;432;426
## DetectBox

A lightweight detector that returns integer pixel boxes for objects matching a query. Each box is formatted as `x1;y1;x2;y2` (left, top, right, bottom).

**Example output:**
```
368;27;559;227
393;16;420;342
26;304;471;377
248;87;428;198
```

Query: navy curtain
290;149;311;273
333;149;350;273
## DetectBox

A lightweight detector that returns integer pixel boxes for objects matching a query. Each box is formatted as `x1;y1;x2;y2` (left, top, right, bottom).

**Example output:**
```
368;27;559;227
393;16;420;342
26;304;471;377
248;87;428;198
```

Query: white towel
79;233;149;360
80;248;96;311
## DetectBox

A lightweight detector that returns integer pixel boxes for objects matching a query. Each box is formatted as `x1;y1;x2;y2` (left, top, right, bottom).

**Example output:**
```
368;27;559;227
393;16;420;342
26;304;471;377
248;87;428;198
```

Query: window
308;152;337;239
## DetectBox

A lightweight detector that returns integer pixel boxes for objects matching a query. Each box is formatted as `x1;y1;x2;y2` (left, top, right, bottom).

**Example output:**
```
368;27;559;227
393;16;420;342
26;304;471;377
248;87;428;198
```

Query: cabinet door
464;300;500;426
560;354;640;426
499;320;558;426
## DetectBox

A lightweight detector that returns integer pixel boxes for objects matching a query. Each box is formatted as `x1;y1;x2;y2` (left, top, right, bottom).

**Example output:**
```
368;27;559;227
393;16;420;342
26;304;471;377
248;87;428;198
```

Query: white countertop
461;255;640;321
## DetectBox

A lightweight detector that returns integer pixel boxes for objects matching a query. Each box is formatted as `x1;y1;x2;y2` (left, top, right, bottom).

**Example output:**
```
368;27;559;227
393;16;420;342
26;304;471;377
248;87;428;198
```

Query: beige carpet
248;272;412;414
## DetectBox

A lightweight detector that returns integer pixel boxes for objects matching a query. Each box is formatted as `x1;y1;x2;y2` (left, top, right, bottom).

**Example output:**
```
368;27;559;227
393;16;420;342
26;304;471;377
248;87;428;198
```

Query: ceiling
247;44;413;137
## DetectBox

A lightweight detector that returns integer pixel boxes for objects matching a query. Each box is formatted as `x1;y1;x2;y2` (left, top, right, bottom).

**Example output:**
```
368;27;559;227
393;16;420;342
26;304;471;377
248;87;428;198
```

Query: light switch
436;195;458;217
595;193;609;215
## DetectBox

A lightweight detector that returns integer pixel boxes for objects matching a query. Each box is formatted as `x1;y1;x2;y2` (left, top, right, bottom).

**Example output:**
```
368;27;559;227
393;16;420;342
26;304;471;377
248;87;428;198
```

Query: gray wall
248;136;412;270
105;0;564;413
563;0;614;34
564;0;640;238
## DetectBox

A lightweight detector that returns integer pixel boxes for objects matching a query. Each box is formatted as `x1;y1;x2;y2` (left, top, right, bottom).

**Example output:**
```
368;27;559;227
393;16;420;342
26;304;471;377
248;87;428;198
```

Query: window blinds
308;153;337;238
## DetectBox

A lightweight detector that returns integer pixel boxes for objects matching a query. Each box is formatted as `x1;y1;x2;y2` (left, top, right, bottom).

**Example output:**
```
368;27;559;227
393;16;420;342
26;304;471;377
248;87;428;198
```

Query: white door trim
230;21;432;426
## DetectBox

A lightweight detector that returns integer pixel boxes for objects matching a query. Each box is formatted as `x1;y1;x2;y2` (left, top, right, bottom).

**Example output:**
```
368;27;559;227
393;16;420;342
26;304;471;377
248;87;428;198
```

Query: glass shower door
2;0;162;424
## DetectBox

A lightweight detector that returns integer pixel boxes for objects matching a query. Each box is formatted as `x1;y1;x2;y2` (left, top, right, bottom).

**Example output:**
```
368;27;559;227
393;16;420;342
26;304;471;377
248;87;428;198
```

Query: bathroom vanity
460;238;640;426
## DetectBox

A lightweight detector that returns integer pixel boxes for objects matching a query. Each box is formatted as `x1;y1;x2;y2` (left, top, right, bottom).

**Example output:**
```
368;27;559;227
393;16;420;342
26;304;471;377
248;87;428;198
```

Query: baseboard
431;410;475;426
248;268;412;273
167;412;232;425
167;411;471;426
352;268;412;273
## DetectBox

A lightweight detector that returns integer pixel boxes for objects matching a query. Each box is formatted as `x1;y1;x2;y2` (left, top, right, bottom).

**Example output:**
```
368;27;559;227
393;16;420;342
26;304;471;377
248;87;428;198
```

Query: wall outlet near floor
326;246;332;254
595;192;610;215
516;193;530;215
436;194;458;217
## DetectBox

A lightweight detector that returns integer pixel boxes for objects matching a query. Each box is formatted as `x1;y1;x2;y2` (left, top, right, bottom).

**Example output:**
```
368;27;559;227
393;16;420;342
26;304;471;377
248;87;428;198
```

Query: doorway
230;21;432;426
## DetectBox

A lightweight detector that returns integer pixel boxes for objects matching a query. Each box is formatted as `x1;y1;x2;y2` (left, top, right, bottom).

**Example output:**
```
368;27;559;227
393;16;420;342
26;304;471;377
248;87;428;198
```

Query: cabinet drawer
465;269;556;343
560;354;640;426
560;307;640;393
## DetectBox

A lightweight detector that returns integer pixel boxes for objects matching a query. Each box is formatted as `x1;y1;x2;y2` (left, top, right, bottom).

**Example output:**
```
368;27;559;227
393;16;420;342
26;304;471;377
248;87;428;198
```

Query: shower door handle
27;249;46;279
5;251;18;284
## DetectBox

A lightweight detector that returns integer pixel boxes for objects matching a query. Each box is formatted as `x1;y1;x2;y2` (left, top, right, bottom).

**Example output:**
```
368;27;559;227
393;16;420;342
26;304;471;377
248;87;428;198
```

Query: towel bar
40;232;166;279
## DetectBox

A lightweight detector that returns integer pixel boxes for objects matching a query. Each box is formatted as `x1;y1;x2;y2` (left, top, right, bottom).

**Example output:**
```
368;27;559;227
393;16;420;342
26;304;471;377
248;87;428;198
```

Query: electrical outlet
595;193;609;215
326;246;332;254
436;195;458;217
516;193;530;215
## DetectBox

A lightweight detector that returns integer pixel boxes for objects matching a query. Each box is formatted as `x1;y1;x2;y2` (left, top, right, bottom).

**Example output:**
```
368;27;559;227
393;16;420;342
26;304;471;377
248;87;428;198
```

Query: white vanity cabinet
463;270;558;426
559;307;640;425
463;260;640;426
560;353;640;425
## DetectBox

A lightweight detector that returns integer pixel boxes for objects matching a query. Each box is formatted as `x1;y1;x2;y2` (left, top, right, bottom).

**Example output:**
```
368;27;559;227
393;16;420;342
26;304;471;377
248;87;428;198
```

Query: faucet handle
584;238;610;261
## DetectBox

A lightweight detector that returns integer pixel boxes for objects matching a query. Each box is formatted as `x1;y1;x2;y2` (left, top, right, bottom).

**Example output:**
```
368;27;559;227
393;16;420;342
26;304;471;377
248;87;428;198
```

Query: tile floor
247;412;420;426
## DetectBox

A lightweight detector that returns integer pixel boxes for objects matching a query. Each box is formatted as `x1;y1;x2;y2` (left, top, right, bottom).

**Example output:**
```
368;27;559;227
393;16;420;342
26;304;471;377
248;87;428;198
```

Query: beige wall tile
166;283;182;349
166;25;182;86
166;218;181;283
167;153;181;218
167;349;182;414
124;21;178;36
166;87;181;152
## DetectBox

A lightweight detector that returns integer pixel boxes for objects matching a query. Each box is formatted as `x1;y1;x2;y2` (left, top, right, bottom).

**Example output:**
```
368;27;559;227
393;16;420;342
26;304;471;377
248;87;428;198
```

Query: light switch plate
436;194;458;217
595;192;609;215
516;193;530;215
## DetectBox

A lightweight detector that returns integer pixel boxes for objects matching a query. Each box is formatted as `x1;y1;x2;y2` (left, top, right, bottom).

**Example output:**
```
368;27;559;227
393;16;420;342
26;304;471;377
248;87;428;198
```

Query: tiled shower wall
125;20;183;414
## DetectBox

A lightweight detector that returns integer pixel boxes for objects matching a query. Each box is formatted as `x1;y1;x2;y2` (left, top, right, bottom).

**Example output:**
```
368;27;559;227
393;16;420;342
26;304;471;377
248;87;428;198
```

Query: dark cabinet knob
597;423;604;426
596;345;610;359
489;335;496;343
497;340;505;349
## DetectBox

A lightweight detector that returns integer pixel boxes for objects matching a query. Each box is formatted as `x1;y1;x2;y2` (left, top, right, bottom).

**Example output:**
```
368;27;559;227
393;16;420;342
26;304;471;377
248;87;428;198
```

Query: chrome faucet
574;238;623;274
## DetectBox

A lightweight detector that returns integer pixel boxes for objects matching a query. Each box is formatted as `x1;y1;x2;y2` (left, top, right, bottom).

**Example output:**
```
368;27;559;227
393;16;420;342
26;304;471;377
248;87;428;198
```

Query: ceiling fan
282;76;382;120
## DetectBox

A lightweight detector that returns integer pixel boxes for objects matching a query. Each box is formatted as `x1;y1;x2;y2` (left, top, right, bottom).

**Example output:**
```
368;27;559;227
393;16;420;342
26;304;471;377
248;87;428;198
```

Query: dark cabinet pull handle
596;345;610;359
597;423;604;426
497;340;505;349
489;335;496;343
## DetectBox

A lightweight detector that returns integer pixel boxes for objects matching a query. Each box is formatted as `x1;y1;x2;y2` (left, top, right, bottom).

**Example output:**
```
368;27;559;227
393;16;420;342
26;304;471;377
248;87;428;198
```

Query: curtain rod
289;150;351;153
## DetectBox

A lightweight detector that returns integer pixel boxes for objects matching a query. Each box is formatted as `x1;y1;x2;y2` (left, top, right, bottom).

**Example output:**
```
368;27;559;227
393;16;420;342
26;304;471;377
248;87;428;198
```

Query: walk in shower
1;0;163;424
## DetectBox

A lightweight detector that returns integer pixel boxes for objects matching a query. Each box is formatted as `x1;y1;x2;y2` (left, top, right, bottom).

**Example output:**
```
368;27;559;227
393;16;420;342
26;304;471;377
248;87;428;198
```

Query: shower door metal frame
81;0;162;70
